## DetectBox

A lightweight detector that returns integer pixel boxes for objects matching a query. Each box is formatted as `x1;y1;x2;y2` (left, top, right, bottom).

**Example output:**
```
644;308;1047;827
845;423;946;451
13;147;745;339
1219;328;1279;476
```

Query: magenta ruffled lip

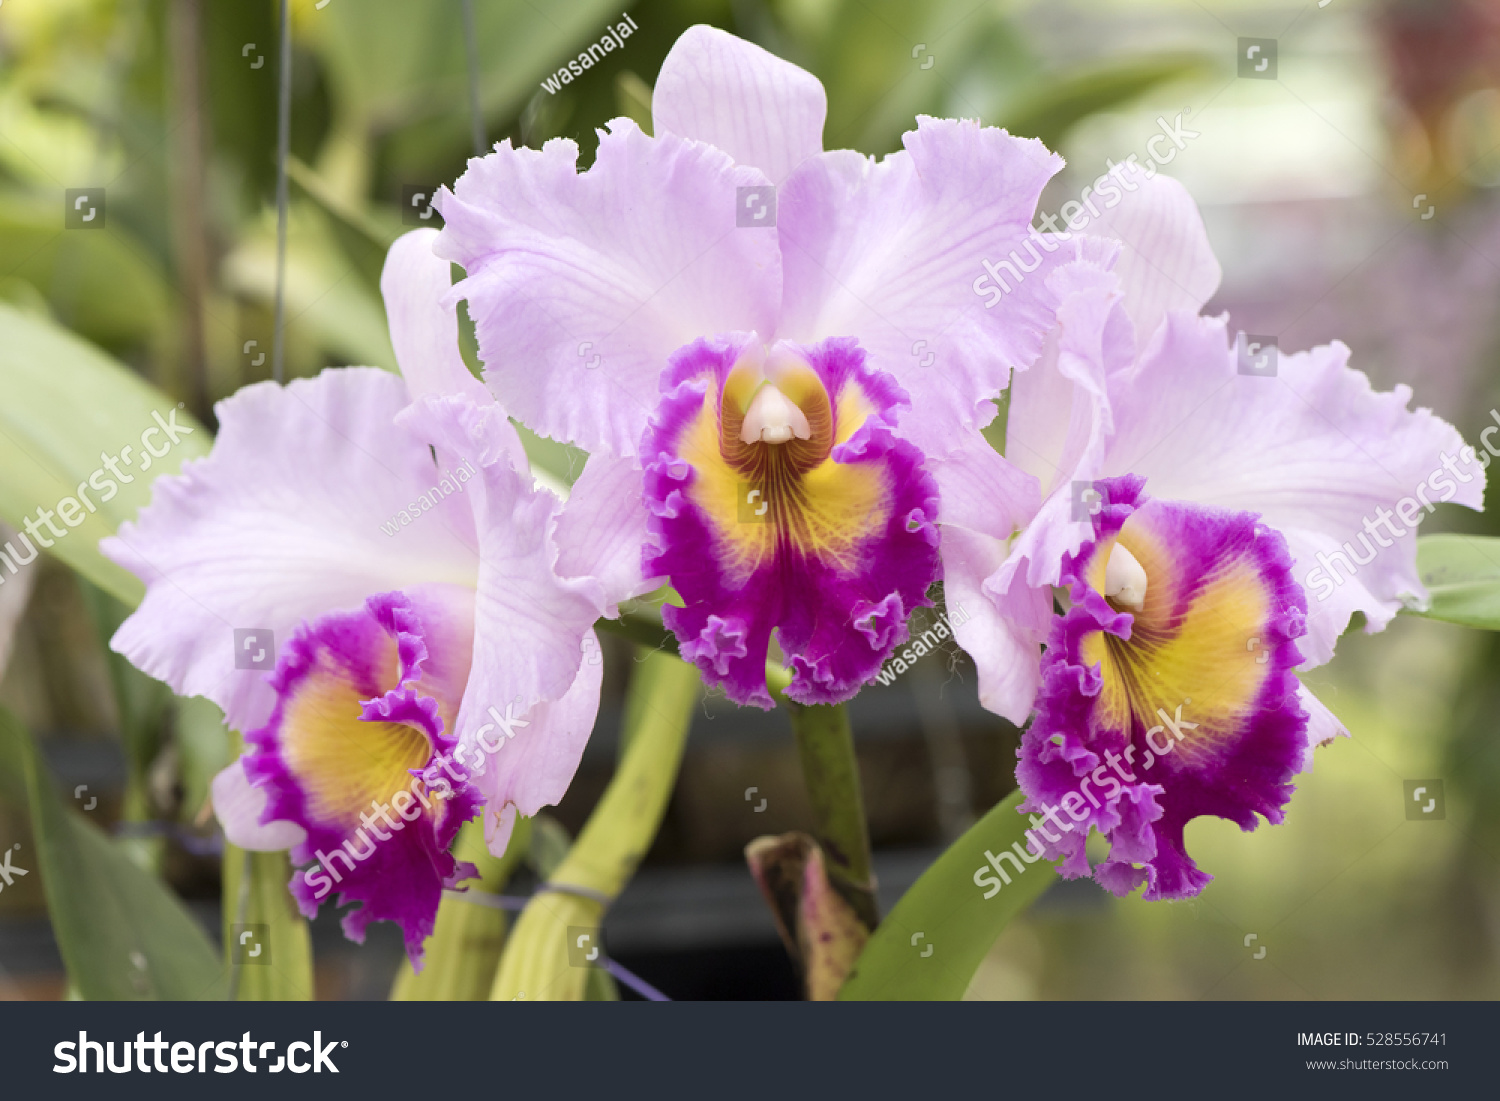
1015;475;1310;901
642;334;941;708
242;590;480;966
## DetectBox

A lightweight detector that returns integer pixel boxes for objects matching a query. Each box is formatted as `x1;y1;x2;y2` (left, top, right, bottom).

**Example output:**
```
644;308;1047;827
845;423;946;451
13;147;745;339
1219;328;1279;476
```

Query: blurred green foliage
0;303;211;604
0;707;224;999
0;0;1210;415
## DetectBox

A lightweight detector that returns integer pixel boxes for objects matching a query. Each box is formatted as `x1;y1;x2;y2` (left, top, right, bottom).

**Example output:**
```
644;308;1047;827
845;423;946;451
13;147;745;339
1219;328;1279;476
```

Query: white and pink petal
1105;313;1484;665
437;121;783;457
653;24;827;185
470;640;605;858
103;369;480;733
1079;162;1221;356
931;431;1049;724
776;119;1069;459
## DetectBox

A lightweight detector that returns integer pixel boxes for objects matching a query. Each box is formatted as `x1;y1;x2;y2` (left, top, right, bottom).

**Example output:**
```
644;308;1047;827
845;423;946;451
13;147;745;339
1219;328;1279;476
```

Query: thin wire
604;959;670;1002
460;0;485;156
443;890;533;911
539;880;613;905
271;0;292;385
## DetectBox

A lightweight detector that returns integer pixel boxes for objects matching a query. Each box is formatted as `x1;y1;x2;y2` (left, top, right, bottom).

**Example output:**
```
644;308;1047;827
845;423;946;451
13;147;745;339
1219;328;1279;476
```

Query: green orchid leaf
1408;533;1500;631
79;582;171;778
0;192;172;355
839;790;1055;1000
78;581;173;871
0;304;211;607
0;707;224;1000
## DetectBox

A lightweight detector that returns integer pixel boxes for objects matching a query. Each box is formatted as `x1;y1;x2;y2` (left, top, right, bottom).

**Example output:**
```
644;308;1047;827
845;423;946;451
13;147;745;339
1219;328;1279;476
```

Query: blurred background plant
0;0;1497;1000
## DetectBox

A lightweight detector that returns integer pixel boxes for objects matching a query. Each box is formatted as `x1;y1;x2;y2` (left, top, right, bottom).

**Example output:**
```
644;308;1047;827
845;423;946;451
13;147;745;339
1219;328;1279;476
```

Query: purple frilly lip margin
242;590;480;966
641;334;941;708
1016;475;1311;900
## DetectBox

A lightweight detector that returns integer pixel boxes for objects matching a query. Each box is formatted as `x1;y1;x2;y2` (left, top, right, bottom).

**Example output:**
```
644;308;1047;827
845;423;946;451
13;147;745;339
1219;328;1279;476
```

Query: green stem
389;816;530;1000
780;699;879;930
489;649;699;1000
222;846;314;1000
596;618;878;926
221;727;313;1000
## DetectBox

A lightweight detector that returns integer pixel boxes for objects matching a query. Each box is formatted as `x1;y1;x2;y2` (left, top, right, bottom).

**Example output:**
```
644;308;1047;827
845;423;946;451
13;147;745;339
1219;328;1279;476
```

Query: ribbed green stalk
222;846;314;1000
489;650;699;1000
389;816;530;1000
222;722;313;1001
